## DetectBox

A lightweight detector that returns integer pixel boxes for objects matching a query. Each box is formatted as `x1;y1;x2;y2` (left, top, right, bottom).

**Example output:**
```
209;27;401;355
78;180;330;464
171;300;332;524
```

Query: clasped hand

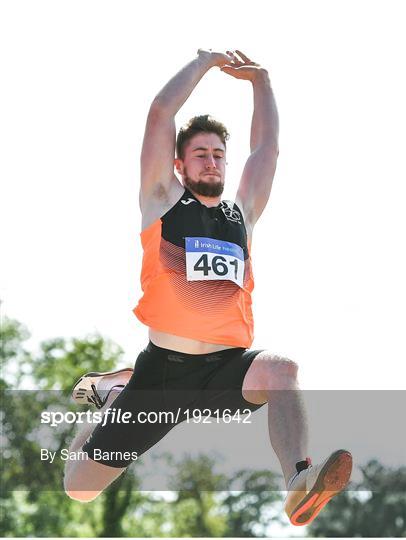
197;48;265;82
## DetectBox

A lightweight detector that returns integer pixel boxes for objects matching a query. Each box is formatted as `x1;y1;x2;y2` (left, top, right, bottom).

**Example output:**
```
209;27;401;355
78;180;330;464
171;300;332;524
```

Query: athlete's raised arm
221;50;279;230
140;49;232;213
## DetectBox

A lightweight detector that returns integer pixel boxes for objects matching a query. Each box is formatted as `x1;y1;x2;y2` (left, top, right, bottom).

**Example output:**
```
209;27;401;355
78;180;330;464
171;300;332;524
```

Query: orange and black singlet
133;188;255;347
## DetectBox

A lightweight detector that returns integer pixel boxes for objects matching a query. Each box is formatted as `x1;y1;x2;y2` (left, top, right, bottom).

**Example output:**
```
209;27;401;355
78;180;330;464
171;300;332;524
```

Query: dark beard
184;175;224;197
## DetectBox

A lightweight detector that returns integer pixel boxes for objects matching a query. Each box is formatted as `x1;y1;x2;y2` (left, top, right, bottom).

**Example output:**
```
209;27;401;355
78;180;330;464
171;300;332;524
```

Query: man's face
175;133;226;197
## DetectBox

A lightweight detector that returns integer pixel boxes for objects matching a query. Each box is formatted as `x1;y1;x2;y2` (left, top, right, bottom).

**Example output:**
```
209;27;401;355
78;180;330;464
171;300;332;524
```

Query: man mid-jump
65;49;352;526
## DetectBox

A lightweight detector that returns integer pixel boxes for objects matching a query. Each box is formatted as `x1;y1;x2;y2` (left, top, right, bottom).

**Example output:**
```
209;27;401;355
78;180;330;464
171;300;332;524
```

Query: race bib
185;237;244;288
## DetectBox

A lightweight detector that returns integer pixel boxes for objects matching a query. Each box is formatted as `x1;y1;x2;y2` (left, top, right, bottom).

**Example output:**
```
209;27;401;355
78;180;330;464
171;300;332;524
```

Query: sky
1;0;405;536
2;0;406;392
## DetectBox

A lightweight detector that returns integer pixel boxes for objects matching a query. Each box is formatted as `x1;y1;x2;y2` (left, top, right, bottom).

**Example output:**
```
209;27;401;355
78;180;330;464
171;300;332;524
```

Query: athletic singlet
133;188;255;347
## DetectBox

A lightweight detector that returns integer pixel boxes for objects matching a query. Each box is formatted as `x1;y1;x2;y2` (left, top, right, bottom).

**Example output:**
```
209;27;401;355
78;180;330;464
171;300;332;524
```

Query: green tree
166;454;284;537
221;469;283;537
3;317;270;537
167;454;229;537
0;318;289;537
308;460;406;537
0;316;164;537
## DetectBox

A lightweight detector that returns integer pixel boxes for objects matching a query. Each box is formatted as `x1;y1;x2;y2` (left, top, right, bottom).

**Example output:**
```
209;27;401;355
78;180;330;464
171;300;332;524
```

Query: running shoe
285;449;353;526
71;368;133;409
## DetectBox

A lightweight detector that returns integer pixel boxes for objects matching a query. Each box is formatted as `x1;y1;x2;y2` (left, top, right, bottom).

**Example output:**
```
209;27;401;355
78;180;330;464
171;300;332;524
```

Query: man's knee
64;465;103;502
63;455;125;502
265;354;299;381
65;487;102;503
243;352;299;403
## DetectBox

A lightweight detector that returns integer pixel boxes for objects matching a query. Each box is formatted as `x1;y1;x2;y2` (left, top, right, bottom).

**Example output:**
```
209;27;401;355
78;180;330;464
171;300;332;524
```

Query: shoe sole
71;368;134;404
290;449;353;526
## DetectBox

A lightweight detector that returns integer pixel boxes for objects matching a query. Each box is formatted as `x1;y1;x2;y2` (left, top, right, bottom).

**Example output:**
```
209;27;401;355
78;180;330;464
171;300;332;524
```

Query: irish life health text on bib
185;237;244;288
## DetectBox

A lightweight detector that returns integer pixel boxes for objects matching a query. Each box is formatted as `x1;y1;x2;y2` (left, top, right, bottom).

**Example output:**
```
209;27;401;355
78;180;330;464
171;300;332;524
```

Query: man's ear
174;158;183;175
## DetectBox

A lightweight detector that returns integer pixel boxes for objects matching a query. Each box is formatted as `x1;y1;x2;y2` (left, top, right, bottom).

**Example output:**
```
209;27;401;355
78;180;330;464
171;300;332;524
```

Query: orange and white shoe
285;449;353;526
71;368;133;409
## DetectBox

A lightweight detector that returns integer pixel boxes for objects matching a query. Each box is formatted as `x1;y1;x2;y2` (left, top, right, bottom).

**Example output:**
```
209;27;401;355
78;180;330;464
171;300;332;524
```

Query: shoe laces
87;383;125;409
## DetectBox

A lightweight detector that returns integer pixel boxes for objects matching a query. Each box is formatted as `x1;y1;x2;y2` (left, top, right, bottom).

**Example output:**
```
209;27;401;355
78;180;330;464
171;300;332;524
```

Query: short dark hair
176;115;230;160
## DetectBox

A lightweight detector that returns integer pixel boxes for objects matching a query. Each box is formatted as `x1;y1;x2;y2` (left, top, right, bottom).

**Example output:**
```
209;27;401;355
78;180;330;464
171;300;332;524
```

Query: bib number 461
194;254;238;279
185;237;244;287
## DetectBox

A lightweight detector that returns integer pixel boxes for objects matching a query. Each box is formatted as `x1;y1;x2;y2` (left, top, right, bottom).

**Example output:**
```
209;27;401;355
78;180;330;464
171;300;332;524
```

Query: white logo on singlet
181;198;197;205
220;201;241;223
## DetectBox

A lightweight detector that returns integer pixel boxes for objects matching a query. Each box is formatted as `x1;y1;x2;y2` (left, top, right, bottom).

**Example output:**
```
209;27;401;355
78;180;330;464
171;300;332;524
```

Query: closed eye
196;155;224;158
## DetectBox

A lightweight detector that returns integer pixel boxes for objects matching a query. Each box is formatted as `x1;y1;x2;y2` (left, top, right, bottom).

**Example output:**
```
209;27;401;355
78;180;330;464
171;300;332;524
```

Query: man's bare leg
64;372;131;502
267;385;309;487
243;353;308;486
243;352;352;526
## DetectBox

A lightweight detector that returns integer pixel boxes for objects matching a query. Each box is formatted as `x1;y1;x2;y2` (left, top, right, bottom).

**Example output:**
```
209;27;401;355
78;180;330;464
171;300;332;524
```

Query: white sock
287;466;311;490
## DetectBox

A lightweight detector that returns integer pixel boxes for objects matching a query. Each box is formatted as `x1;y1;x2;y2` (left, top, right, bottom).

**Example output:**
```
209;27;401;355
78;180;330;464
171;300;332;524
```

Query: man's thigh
199;348;267;415
82;344;185;468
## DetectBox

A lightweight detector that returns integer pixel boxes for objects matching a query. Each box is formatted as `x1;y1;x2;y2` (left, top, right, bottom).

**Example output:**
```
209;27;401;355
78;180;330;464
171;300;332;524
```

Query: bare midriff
149;328;239;354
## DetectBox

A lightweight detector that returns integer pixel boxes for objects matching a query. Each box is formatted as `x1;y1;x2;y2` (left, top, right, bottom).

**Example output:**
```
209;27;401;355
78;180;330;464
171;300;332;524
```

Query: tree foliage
2;317;404;537
0;317;284;537
307;460;406;537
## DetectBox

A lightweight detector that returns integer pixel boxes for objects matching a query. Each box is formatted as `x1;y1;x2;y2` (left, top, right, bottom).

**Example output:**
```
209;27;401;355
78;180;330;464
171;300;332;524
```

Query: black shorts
82;341;265;467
